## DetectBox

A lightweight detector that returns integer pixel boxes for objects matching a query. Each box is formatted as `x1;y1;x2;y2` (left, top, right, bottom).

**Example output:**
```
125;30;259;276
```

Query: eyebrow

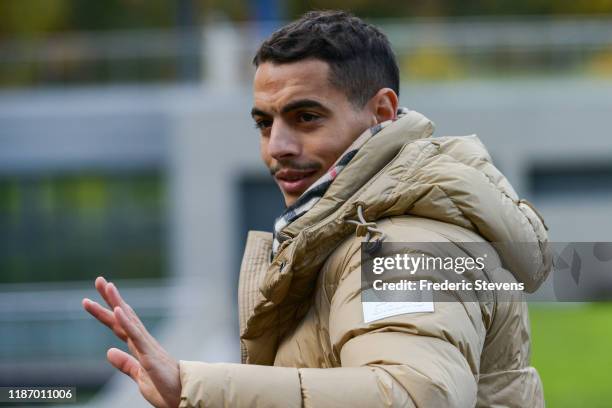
250;99;329;118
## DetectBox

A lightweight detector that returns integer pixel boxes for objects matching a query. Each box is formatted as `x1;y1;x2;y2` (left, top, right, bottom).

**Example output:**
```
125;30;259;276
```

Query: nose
267;120;301;160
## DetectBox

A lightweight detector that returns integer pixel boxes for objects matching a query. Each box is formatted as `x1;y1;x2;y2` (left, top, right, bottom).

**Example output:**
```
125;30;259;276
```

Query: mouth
274;168;320;196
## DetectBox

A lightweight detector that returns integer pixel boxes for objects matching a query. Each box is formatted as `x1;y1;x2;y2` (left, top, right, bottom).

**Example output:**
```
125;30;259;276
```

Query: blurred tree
284;0;612;19
197;0;250;21
2;0;612;37
0;0;178;38
68;0;176;31
0;173;168;283
0;0;70;37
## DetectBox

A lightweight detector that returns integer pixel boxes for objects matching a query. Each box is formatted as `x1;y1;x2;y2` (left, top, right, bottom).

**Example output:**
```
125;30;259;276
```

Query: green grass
529;303;612;407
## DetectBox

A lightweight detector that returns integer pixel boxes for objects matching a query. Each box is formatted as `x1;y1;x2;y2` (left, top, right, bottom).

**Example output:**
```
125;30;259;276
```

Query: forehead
253;59;345;111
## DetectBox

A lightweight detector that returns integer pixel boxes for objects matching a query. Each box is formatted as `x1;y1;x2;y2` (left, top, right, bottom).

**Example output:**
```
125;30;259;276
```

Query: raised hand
82;277;181;408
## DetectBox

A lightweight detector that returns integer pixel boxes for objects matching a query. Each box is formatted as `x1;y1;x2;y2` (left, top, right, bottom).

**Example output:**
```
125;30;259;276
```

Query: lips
274;168;319;195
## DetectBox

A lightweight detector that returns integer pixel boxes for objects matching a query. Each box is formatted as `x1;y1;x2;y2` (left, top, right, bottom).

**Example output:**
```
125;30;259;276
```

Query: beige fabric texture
179;110;552;408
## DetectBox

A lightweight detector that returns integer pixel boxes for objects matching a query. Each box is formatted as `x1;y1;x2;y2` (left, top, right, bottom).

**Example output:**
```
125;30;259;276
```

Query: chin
278;185;306;207
283;195;298;207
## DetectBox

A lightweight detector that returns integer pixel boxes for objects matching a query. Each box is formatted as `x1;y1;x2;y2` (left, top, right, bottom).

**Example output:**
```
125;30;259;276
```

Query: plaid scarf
272;107;410;257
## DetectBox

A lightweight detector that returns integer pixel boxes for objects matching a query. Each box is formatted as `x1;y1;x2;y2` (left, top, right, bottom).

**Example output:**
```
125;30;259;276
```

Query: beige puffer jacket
179;110;552;408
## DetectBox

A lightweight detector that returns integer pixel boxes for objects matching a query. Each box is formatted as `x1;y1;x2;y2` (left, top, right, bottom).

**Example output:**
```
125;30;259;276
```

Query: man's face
252;59;374;206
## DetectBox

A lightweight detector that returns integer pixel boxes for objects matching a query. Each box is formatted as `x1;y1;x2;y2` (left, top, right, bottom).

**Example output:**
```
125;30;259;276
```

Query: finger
95;276;116;310
105;282;134;313
106;283;164;356
107;283;156;343
82;298;115;327
126;337;142;362
114;306;153;356
82;298;127;341
107;347;141;382
105;281;125;308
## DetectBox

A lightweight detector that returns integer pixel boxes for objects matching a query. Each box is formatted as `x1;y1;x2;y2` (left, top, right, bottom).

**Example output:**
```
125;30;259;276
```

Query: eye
297;112;320;123
254;119;272;130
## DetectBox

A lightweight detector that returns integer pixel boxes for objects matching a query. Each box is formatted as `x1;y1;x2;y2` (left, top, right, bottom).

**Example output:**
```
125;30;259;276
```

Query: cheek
304;138;344;170
316;122;357;161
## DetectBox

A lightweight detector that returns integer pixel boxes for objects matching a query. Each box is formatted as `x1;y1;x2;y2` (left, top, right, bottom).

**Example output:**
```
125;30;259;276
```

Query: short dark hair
253;10;400;108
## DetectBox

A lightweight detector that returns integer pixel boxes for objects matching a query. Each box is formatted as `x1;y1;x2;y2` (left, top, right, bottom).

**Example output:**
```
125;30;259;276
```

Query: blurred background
0;0;611;406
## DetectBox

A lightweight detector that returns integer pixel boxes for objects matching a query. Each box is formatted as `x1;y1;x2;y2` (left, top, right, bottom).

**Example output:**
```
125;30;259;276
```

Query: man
83;10;552;407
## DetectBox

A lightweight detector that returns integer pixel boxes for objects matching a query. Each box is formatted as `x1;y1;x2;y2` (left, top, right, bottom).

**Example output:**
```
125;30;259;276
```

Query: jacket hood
243;109;552;342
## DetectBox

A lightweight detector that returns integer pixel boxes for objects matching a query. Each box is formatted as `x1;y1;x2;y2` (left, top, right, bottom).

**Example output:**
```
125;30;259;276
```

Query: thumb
107;348;141;382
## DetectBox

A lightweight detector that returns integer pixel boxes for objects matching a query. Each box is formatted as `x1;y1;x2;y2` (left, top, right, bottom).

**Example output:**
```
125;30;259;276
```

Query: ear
369;88;399;123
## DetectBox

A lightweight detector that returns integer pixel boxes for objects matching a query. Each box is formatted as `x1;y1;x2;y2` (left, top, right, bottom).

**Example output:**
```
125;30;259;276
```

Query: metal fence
0;280;171;388
1;17;612;87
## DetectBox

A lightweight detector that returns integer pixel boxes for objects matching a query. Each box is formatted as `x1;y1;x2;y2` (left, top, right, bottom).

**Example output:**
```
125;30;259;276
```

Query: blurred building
0;17;611;406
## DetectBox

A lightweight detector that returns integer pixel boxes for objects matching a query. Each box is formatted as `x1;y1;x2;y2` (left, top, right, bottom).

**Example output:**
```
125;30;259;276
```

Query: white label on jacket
362;301;434;323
